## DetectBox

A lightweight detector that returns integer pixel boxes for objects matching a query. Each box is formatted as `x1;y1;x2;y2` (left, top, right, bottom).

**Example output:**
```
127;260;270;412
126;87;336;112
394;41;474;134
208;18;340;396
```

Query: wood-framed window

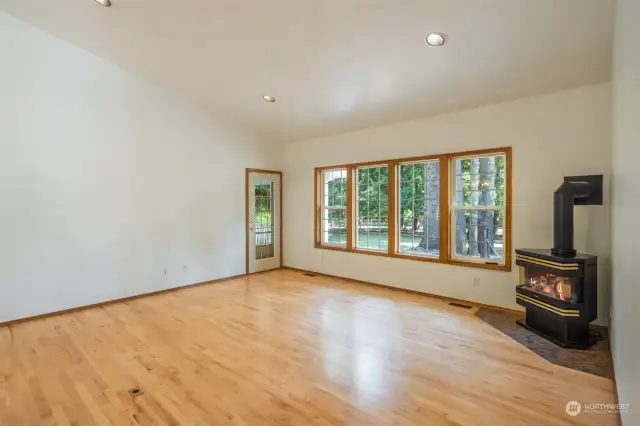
317;168;349;248
355;164;389;252
396;157;441;259
314;147;512;271
449;151;508;266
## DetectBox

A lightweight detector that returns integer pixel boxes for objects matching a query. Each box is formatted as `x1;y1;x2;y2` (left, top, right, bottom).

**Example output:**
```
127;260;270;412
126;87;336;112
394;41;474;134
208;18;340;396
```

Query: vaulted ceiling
0;0;615;142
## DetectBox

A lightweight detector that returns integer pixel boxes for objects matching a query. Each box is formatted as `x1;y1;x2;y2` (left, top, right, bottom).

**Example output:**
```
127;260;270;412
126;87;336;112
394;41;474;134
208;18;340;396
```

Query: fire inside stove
523;269;577;303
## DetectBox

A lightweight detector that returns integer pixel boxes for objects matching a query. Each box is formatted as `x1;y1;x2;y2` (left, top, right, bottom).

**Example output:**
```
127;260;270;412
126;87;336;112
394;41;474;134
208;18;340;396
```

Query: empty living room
1;0;638;425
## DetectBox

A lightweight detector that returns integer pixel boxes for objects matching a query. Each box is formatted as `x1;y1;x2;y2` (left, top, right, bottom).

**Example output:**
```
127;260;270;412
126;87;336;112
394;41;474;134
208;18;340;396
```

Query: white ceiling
0;0;615;143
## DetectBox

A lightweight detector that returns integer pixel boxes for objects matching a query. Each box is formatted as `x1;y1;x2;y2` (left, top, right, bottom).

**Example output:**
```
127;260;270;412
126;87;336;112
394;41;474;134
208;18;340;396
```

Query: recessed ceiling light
263;95;276;103
426;33;446;47
94;0;111;6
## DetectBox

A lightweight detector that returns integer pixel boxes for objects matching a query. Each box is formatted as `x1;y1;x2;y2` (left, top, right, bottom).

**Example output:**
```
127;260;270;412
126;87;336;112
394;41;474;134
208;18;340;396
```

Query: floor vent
302;273;317;277
128;388;144;398
448;302;473;310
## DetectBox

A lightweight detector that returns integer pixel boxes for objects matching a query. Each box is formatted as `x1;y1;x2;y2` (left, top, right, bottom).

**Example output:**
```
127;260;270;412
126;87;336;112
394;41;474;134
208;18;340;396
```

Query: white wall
0;12;280;323
283;84;612;324
611;0;640;423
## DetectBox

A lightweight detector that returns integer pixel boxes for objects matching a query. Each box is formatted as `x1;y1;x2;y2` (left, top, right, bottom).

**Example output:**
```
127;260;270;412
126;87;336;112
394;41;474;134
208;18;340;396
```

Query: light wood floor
0;269;618;426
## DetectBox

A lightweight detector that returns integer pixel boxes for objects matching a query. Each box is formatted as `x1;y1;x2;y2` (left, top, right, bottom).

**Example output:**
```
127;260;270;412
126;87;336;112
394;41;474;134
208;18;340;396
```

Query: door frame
245;168;283;274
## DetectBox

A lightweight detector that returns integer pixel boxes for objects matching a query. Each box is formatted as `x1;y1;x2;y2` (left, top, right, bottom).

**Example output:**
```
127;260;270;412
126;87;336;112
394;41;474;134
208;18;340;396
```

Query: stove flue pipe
551;181;592;258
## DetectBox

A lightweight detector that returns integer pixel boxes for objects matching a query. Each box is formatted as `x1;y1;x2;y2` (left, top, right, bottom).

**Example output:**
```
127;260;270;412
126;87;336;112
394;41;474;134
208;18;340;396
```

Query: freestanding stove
515;175;602;349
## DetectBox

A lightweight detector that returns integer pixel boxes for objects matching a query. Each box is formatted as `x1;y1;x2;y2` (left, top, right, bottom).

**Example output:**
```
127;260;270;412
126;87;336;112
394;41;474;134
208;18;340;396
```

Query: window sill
446;259;510;272
314;244;349;253
393;253;441;264
314;244;511;272
353;248;389;258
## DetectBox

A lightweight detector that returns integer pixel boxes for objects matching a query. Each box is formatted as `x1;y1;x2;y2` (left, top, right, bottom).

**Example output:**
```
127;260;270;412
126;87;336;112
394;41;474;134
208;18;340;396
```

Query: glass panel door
248;171;281;273
254;180;275;260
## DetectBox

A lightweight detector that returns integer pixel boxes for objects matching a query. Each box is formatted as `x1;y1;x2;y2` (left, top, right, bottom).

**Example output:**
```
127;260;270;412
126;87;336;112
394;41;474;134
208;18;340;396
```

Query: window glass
321;169;347;246
398;160;440;257
356;165;388;251
451;154;506;263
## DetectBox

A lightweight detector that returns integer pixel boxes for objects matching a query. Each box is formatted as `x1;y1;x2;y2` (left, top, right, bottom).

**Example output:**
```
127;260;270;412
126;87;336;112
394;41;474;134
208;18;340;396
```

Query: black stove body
515;175;602;349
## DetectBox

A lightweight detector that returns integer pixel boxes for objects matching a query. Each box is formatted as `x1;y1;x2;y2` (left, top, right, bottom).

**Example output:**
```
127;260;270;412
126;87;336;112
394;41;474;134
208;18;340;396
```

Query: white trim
450;254;505;265
449;150;508;161
356;163;388;169
354;247;387;254
396;248;439;258
450;205;504;211
397;158;440;166
319;242;347;249
320;167;348;173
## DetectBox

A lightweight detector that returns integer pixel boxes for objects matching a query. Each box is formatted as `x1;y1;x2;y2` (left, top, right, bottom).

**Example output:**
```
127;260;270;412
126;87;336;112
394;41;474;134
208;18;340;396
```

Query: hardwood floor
0;269;618;425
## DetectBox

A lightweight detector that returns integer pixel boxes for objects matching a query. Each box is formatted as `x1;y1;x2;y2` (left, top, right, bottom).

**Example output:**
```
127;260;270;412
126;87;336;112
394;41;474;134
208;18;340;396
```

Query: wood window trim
387;161;396;257
314;166;351;252
353;163;391;254
314;147;512;272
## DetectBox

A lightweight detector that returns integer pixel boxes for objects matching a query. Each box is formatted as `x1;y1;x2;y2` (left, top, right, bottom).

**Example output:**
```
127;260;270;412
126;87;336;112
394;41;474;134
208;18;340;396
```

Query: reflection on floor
0;269;618;425
475;308;612;379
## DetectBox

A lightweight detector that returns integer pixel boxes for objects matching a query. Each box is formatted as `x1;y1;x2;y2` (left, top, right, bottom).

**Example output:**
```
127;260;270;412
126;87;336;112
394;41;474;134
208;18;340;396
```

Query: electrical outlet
182;264;187;273
163;267;168;276
473;277;480;287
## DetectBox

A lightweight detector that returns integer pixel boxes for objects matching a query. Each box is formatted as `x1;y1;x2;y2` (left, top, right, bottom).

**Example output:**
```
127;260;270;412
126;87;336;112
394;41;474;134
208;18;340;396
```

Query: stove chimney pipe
551;175;603;258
